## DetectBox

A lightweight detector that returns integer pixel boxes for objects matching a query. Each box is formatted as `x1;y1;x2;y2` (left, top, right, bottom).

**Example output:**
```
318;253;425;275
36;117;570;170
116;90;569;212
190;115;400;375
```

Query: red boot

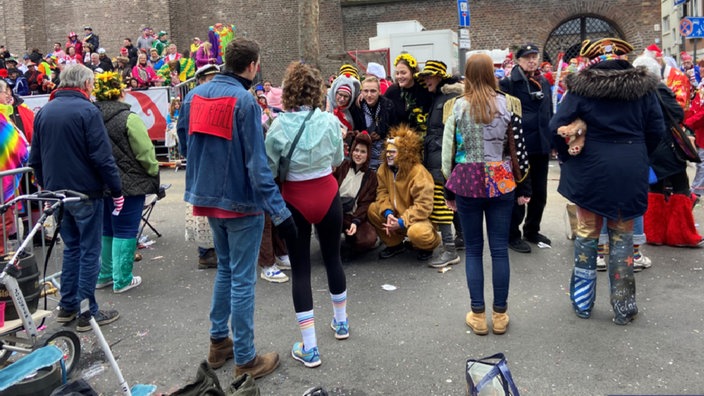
644;192;667;245
664;194;704;247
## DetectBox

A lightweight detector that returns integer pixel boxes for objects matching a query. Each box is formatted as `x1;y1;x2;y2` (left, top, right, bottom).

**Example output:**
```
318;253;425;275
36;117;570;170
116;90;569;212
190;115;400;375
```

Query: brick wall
3;0;659;84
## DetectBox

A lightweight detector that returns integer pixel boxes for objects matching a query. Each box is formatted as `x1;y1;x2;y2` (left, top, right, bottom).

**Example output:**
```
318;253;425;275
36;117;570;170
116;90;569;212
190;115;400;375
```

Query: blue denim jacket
177;74;290;225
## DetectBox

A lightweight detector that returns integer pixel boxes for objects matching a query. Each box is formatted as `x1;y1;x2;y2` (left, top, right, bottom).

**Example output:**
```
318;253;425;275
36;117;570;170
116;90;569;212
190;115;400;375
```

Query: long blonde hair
463;53;498;124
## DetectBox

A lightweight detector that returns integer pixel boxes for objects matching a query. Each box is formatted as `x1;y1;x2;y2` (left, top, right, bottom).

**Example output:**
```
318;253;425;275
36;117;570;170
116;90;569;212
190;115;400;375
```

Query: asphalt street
22;161;704;395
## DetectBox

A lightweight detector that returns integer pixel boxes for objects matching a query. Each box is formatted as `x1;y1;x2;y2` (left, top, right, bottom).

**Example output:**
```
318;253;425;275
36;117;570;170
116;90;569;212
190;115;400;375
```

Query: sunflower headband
93;71;126;101
394;53;417;69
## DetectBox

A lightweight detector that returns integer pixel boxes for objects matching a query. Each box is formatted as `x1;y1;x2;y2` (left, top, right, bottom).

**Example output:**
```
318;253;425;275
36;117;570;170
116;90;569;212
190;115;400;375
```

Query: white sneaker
596;256;607;272
114;276;142;294
261;264;289;283
633;254;651;272
275;255;291;270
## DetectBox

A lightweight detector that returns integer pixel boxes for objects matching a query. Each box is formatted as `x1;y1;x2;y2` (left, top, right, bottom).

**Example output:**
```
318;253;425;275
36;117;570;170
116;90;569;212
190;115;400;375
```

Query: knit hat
339;64;360;80
93;71;126;101
365;62;386;79
158;31;168;38
646;44;662;58
336;85;352;97
681;52;693;62
416;60;450;78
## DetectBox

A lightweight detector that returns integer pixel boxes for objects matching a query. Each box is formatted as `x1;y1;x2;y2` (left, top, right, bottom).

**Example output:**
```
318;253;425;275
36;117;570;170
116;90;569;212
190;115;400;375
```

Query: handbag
656;91;701;163
278;109;315;182
466;353;520;396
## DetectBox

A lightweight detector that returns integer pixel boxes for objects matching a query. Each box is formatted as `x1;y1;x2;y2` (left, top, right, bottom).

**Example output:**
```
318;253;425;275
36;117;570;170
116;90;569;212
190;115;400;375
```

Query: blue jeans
207;214;264;365
102;195;145;238
456;192;514;311
599;216;645;245
57;199;104;316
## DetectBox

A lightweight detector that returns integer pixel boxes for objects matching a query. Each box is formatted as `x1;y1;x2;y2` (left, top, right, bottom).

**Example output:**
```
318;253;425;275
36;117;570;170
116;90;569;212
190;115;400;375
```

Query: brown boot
492;311;510;335
208;338;234;369
465;311;488;335
235;351;280;379
198;248;218;269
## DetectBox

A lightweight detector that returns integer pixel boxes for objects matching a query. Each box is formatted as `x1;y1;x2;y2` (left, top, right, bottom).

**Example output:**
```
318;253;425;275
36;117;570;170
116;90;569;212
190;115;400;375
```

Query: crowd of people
1;29;703;382
0;25;235;95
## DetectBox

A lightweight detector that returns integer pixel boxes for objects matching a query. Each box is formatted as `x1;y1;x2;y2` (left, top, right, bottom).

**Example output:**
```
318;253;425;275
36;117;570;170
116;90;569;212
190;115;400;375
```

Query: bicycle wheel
43;329;81;375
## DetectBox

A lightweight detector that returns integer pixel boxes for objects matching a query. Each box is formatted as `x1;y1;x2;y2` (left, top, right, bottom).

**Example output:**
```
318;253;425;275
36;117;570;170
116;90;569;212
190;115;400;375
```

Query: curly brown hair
281;61;325;110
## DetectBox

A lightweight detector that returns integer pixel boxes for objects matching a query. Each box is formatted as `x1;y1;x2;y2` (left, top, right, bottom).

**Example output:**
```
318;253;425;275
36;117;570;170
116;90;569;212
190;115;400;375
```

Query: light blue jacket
177;73;290;225
265;109;344;181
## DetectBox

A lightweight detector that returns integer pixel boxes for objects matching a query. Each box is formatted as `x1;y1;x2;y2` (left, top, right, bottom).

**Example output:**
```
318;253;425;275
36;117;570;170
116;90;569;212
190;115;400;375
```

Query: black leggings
286;194;346;312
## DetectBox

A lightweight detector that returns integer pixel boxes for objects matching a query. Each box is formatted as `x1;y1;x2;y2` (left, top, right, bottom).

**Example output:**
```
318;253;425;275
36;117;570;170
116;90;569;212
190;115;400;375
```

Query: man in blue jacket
29;64;124;332
177;38;297;380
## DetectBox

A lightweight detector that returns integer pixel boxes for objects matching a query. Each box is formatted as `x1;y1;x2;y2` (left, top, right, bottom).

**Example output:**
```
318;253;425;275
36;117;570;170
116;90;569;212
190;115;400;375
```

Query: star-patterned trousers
570;206;637;322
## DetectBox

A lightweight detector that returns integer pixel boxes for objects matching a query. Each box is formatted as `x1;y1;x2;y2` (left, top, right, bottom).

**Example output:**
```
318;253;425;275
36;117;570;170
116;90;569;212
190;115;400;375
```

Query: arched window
544;15;624;64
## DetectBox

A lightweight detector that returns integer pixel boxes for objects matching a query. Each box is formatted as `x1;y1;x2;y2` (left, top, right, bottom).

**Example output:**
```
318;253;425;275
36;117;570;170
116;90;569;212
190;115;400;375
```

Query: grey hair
59;64;94;88
0;79;7;91
632;55;661;79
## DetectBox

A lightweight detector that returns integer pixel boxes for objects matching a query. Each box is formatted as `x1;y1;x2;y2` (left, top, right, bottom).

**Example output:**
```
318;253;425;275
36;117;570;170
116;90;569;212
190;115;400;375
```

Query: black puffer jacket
424;80;462;183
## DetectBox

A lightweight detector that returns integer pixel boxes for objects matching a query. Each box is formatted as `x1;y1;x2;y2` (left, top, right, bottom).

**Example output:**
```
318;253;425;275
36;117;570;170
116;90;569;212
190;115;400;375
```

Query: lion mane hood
380;124;423;175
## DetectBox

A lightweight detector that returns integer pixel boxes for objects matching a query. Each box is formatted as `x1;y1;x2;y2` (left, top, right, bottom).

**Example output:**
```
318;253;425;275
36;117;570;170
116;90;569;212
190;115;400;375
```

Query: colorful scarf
0;113;29;201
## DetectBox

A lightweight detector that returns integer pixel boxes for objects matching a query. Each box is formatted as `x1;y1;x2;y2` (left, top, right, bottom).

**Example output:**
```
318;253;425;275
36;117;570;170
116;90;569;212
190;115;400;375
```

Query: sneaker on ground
261;264;289;283
76;309;120;332
56;307;77;323
508;239;531;253
429;248;460;268
524;233;551;246
114;276;142;294
633;254;651;270
378;243;406;259
275;255;291;270
330;318;349;340
96;279;113;289
596;256;607;272
291;342;321;368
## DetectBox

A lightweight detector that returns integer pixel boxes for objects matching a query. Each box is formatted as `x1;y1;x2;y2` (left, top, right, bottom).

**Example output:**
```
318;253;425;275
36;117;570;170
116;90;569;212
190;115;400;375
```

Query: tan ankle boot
465;311;488;335
235;351;280;379
492;311;510;334
207;338;234;369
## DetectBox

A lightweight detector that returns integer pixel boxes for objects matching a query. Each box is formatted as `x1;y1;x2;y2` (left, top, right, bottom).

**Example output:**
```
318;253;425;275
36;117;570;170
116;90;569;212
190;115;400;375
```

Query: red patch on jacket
189;95;237;140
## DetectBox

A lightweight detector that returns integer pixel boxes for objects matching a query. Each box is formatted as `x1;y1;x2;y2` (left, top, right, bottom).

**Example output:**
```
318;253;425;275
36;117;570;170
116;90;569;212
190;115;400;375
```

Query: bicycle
0;190;86;376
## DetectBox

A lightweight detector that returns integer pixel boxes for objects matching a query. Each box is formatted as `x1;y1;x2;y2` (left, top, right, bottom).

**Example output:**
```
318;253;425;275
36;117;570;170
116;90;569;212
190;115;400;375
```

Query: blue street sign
458;0;470;27
674;0;687;5
681;17;704;38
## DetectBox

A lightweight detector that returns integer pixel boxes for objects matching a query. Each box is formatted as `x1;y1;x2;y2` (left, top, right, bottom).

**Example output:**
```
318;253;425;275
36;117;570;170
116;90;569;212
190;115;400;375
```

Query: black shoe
56;307;77;323
416;249;433;261
508;239;531;253
378;244;406;259
76;309;120;332
524;233;551;246
454;235;465;250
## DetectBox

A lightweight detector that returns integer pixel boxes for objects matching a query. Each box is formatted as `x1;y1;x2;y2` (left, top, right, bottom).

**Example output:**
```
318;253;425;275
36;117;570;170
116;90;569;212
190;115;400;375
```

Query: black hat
516;43;540;59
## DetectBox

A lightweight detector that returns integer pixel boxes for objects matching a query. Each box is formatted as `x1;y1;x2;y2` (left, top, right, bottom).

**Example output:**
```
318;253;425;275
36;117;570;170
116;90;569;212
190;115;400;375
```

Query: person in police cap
499;43;553;253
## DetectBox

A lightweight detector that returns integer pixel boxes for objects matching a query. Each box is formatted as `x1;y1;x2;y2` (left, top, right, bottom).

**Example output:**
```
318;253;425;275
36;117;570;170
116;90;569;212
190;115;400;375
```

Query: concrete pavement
32;162;704;395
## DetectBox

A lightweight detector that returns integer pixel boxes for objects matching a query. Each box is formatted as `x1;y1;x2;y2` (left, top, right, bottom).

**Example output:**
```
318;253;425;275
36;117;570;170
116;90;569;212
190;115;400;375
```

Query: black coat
649;83;686;180
499;67;553;155
424;80;462;183
550;61;665;220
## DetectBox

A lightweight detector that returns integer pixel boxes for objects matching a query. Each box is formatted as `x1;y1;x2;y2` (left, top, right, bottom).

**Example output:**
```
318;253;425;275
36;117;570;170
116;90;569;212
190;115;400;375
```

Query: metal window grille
544;16;624;64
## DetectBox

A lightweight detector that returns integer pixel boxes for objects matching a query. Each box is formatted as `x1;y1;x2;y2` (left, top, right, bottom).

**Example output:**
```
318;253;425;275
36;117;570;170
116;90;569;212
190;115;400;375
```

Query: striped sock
331;290;347;323
633;244;641;259
597;244;606;258
296;310;317;350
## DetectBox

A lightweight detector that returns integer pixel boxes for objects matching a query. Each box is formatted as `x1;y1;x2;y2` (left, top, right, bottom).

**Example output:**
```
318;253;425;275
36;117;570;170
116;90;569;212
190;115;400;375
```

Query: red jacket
684;93;704;148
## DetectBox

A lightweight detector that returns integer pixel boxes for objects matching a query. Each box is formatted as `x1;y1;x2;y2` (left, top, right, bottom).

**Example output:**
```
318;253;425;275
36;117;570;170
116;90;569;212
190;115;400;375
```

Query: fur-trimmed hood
565;65;660;101
440;81;463;96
